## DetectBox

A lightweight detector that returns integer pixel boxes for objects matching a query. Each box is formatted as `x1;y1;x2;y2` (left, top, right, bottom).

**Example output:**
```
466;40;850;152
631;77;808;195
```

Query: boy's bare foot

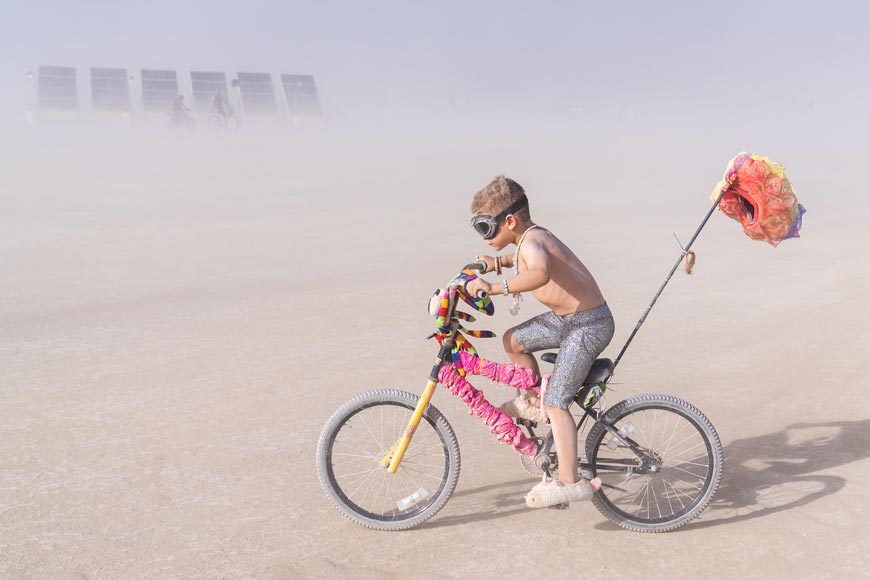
525;477;602;508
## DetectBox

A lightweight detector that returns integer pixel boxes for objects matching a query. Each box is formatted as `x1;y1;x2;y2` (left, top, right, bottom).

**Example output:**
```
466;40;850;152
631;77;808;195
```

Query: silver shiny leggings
511;303;615;409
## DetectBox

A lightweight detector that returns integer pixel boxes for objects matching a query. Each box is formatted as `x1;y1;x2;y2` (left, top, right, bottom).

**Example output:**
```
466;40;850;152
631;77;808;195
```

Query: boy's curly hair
470;175;531;221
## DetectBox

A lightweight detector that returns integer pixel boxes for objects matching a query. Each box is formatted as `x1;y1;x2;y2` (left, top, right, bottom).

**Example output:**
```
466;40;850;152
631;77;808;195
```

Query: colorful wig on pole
710;152;806;247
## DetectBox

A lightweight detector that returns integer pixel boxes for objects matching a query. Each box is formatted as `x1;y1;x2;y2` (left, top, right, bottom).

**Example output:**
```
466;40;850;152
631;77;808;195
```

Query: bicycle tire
316;389;460;531
584;394;723;532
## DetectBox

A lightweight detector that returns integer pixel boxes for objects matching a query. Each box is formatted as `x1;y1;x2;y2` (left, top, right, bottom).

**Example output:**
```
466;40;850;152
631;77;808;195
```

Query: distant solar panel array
281;75;322;117
238;72;278;115
37;66;78;111
141;69;179;113
34;65;322;120
90;67;131;112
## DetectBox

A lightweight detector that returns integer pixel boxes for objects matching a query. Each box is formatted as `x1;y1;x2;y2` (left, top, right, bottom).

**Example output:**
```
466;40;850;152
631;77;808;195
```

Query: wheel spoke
335;428;381;460
665;440;707;461
664;465;706;486
358;410;386;455
659;419;692;458
332;451;380;460
400;464;448;481
663;478;688;509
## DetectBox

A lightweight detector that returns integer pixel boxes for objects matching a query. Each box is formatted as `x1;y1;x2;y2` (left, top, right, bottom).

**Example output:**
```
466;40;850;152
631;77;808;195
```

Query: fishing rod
612;188;728;371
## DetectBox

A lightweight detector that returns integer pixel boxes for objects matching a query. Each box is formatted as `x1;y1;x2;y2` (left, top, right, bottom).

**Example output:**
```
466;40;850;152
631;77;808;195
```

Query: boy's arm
478;253;514;273
501;253;515;269
503;240;550;293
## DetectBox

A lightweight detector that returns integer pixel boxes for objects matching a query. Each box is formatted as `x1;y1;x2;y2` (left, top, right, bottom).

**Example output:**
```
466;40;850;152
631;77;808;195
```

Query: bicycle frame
380;338;456;473
379;266;662;477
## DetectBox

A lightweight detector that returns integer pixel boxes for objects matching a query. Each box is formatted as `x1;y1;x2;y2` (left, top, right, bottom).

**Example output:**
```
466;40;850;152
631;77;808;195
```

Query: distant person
169;95;196;129
172;94;189;116
210;89;228;117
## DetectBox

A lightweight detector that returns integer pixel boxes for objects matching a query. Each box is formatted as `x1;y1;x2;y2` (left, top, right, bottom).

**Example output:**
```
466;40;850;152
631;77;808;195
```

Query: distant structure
281;74;321;118
90;67;131;116
31;65;323;124
237;72;279;116
190;71;229;115
36;65;78;118
140;69;179;114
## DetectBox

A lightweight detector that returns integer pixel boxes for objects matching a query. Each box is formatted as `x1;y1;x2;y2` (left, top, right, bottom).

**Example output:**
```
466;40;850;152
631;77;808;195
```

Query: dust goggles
469;194;528;240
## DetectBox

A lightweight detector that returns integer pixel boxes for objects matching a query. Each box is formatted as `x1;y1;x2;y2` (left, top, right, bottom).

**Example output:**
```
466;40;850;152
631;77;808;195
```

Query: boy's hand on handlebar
465;277;493;297
474;255;496;273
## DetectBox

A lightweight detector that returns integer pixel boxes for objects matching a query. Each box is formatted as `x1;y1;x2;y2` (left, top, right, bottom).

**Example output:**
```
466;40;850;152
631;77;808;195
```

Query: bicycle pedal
548;502;570;510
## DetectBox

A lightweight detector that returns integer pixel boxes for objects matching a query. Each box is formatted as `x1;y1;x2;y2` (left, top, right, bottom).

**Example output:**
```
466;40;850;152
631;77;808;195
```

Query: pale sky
2;0;869;120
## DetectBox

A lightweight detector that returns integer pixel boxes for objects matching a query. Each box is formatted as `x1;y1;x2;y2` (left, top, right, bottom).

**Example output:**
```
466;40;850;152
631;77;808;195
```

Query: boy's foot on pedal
500;392;545;423
525;477;602;508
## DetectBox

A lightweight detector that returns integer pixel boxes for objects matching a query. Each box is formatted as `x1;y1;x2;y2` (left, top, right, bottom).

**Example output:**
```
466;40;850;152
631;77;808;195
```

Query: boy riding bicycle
465;176;615;508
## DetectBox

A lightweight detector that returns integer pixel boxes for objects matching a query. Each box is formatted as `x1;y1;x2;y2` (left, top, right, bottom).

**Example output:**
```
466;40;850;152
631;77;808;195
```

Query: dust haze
2;2;870;579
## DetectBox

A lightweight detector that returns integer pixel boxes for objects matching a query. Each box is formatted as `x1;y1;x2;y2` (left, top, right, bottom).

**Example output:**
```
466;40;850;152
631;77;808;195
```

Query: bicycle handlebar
459;262;488;299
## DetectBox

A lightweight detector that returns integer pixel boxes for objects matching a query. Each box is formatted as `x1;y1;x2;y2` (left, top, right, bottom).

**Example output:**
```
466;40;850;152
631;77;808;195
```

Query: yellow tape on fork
382;379;438;473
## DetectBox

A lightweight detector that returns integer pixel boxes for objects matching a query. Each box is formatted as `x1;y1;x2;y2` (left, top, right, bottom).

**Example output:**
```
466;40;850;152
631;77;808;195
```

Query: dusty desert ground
2;118;870;580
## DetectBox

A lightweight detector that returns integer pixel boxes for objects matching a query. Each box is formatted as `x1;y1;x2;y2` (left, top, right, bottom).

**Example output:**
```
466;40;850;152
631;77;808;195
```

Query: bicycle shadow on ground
594;419;870;532
419;477;536;529
423;420;870;531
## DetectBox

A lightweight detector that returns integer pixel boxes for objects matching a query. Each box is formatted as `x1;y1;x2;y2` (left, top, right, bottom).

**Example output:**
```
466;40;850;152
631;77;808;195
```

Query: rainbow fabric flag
711;152;806;247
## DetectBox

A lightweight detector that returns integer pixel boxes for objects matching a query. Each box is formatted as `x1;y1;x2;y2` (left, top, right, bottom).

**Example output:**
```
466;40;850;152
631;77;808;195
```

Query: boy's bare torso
517;228;605;316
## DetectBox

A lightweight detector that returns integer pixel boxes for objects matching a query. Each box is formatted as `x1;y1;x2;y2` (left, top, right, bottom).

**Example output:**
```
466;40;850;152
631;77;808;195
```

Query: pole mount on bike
612;189;727;371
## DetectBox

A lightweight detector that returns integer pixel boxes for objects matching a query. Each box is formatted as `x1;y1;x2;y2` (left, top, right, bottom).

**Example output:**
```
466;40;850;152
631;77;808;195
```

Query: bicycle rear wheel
316;389;460;531
584;394;723;532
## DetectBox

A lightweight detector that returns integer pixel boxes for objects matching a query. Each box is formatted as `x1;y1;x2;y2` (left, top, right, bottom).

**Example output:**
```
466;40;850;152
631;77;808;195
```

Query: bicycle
316;263;724;532
208;106;239;131
168;111;197;130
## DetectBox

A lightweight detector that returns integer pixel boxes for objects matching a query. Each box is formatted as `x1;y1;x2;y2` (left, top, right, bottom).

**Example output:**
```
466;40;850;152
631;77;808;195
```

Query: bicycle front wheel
316;389;460;531
585;394;723;532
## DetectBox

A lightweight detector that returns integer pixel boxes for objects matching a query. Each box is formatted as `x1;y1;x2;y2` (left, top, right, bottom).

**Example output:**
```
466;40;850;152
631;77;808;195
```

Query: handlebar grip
459;276;488;300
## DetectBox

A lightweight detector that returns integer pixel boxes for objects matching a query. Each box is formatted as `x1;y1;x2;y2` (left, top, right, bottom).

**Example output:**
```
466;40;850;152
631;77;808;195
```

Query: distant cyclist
208;89;238;131
172;95;189;115
169;95;196;129
211;89;228;117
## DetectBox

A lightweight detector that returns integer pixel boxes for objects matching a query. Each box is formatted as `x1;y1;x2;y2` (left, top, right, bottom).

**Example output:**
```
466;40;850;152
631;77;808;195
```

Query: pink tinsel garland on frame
437;353;540;456
457;350;540;392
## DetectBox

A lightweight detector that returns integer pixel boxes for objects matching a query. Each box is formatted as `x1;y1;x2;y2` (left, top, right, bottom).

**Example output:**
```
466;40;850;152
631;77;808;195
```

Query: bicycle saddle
540;352;614;384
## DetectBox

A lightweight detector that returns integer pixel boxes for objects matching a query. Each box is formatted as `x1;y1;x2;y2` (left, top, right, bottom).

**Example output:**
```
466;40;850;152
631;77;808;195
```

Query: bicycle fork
379;341;453;473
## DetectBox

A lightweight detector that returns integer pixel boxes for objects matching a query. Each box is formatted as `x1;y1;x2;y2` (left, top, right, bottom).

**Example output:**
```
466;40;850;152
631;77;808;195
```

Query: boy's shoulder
518;226;556;260
521;226;574;258
527;226;560;247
